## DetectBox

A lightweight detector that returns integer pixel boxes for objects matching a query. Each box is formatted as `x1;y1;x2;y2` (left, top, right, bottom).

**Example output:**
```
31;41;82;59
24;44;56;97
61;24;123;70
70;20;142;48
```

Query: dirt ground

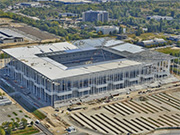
0;18;59;41
15;26;58;40
0;18;23;27
40;106;67;135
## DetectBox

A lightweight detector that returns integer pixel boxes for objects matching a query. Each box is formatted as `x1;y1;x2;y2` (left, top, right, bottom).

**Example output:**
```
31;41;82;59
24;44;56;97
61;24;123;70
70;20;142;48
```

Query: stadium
2;38;173;107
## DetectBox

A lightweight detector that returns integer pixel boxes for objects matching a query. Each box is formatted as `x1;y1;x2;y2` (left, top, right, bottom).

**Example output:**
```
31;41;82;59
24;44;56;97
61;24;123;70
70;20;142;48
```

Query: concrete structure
147;15;173;21
2;38;173;107
138;38;167;47
95;26;119;35
0;28;24;44
83;10;109;22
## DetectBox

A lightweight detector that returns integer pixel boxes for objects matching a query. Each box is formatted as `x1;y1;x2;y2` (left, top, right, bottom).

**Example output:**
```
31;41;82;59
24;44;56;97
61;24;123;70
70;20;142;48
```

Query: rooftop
0;28;23;39
84;10;108;13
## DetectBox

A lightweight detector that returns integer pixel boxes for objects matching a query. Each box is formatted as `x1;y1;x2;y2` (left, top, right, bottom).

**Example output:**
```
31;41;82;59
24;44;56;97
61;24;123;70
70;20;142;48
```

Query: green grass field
12;126;39;135
156;47;180;56
129;33;166;41
32;110;46;120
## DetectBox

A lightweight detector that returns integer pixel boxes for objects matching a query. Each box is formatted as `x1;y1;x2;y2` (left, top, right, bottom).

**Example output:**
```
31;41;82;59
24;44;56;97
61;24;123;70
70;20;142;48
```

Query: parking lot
0;104;31;124
69;91;180;135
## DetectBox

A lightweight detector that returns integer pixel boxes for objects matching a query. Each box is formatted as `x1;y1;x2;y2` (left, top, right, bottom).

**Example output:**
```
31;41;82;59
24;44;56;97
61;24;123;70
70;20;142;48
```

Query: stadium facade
2;38;173;107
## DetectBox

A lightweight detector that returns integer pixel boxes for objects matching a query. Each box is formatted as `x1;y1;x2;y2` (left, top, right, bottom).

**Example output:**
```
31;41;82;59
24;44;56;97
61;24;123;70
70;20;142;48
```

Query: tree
0;128;5;135
171;11;175;17
21;118;27;129
98;31;103;35
16;118;20;123
177;41;180;47
0;92;3;99
112;30;117;35
119;26;123;34
136;27;143;36
7;127;12;135
8;123;13;128
14;122;19;129
30;121;34;126
159;20;163;32
12;123;15;130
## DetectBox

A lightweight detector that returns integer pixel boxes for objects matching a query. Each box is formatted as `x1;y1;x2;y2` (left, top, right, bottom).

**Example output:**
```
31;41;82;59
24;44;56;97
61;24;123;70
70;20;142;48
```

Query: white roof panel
104;40;124;47
112;43;144;53
0;28;24;38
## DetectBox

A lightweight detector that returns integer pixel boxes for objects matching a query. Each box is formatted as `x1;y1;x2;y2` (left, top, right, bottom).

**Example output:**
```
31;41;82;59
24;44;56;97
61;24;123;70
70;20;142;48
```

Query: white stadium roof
3;41;142;80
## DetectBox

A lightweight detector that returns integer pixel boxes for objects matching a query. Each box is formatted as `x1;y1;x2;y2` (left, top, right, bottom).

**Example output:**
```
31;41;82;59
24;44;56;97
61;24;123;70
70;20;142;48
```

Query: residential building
83;10;109;22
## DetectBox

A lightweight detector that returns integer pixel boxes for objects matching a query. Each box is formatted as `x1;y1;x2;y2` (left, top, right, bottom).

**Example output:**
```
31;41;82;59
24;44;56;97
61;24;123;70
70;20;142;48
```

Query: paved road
33;132;46;135
35;123;53;135
149;130;180;135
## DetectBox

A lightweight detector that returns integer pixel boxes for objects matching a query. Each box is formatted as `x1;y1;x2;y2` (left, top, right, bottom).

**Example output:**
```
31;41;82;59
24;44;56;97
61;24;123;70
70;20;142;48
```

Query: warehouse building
0;28;24;44
138;38;166;47
2;38;173;107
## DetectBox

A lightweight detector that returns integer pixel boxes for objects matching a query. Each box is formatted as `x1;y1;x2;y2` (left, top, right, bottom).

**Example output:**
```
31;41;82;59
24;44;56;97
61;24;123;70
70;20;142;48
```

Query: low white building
147;15;173;21
95;26;119;35
20;2;41;7
138;38;167;46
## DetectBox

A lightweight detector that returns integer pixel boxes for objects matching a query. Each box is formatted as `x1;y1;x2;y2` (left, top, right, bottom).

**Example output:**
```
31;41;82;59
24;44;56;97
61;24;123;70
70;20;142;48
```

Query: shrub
13;112;18;116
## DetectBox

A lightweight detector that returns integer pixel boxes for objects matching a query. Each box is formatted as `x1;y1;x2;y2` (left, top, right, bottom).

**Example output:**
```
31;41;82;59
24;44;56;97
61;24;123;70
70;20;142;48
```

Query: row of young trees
0;92;5;99
0;118;33;135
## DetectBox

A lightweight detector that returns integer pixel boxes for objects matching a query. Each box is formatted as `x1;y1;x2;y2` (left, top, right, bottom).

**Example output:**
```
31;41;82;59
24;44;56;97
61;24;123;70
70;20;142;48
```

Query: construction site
59;80;180;135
